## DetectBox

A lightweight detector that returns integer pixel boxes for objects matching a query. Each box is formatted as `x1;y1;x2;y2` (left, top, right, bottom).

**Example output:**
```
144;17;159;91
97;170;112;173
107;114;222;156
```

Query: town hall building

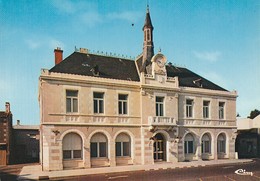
39;7;237;171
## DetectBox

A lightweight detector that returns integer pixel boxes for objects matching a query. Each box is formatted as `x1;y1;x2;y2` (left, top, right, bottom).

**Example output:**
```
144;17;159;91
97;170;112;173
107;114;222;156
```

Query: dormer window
193;78;202;87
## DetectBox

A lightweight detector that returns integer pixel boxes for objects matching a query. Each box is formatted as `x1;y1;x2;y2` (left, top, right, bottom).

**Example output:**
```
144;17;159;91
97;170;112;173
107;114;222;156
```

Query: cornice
40;69;140;89
179;86;237;98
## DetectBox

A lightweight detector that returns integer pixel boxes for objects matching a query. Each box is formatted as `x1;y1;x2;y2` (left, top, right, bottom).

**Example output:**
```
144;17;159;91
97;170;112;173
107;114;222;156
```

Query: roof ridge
75;50;135;60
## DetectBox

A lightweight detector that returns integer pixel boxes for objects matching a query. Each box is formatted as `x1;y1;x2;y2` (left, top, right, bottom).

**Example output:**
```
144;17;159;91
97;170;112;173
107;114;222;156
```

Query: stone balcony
148;116;177;126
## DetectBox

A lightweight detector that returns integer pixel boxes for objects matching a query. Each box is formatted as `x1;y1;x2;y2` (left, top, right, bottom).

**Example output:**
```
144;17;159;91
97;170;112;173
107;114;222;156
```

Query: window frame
201;134;211;154
184;134;194;154
115;133;131;157
93;92;104;114
217;134;226;153
186;99;194;118
90;133;108;158
203;100;210;119
62;133;82;160
219;102;225;119
156;96;164;117
118;94;128;115
66;90;79;113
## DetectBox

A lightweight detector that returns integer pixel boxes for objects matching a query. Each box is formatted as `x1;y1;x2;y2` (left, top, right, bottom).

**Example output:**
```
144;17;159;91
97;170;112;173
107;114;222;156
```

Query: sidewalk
18;159;252;180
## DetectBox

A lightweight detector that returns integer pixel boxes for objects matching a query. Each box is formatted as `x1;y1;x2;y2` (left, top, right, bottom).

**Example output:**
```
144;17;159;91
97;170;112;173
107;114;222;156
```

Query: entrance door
153;133;165;162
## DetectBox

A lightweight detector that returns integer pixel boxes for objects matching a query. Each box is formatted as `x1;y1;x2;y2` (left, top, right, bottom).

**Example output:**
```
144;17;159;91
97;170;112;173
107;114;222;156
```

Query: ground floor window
90;133;107;158
62;133;82;160
217;133;226;153
116;133;131;157
184;133;194;154
202;133;211;154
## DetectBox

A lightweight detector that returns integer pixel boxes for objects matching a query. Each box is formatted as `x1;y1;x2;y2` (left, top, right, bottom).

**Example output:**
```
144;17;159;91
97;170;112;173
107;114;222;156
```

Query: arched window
62;133;82;160
90;133;107;158
217;133;226;153
202;133;211;154
184;134;194;154
116;133;131;157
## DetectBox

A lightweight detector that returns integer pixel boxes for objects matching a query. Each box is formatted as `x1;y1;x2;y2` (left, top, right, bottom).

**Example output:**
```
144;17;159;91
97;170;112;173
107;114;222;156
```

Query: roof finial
146;0;150;13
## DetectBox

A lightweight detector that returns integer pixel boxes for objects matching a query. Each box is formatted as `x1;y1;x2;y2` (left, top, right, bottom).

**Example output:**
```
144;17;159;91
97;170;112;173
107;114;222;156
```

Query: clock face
156;57;165;68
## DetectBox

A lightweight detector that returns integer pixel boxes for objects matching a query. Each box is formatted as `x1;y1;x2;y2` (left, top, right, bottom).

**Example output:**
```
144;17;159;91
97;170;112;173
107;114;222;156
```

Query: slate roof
50;52;140;82
49;51;227;91
166;65;227;91
143;6;153;30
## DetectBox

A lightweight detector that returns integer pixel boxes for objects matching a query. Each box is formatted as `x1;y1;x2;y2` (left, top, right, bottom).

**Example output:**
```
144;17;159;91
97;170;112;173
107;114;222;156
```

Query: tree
247;109;260;119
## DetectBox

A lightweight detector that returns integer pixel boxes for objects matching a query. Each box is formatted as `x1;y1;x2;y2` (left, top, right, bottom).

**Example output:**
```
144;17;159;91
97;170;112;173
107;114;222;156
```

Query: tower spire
141;5;154;74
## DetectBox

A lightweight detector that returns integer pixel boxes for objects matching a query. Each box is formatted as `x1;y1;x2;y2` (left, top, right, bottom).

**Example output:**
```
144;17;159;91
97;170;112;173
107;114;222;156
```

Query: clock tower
141;5;154;74
151;52;167;83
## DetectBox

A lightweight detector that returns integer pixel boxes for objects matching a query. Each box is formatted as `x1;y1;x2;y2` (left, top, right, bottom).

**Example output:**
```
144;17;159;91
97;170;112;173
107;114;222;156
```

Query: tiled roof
49;52;227;91
50;52;140;82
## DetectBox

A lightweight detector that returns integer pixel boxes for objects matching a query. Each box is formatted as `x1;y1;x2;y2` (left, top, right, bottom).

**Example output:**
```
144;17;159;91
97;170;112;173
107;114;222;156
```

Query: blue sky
0;0;259;125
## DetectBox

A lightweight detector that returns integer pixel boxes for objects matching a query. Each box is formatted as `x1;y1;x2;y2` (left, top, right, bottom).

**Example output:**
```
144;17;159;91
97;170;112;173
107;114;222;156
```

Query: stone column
214;139;218;160
110;140;116;167
196;143;202;161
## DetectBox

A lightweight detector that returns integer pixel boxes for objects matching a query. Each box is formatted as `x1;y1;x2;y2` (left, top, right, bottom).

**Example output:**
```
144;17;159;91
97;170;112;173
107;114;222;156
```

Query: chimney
5;102;10;113
17;120;20;125
54;47;63;65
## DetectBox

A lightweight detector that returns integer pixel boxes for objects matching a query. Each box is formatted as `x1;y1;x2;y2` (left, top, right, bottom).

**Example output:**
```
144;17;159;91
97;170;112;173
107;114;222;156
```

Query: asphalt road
0;164;27;181
61;159;260;181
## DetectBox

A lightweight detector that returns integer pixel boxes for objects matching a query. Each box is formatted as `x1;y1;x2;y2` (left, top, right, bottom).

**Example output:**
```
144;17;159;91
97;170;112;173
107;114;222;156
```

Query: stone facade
39;8;237;171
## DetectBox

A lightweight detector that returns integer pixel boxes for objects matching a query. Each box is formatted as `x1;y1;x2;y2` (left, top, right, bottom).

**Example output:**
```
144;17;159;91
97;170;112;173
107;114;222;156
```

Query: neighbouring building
236;115;260;158
39;7;238;171
0;102;40;165
0;102;13;165
13;120;40;163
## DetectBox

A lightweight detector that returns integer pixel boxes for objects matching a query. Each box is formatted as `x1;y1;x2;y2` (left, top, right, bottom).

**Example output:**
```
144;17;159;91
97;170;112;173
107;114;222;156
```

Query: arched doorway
153;133;166;162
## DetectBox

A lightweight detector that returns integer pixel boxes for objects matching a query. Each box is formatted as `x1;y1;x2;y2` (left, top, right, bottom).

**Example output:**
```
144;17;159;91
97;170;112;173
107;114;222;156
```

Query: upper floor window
203;101;210;118
118;94;128;115
156;97;164;116
66;90;78;113
219;102;225;119
186;99;193;118
94;92;104;114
